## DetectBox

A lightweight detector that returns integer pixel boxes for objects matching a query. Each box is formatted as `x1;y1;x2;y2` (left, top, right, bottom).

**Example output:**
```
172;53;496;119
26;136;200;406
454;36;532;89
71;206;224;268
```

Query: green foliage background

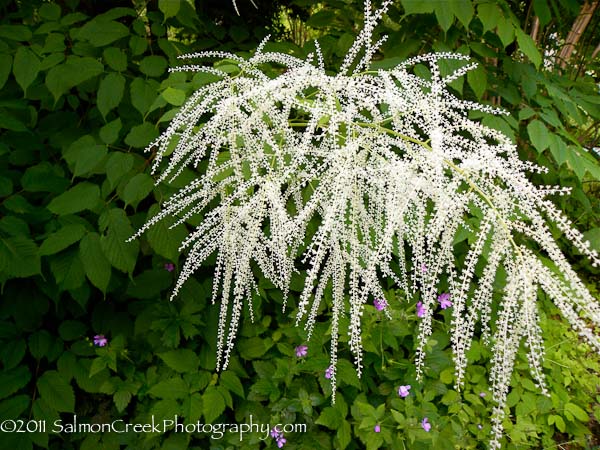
0;0;599;448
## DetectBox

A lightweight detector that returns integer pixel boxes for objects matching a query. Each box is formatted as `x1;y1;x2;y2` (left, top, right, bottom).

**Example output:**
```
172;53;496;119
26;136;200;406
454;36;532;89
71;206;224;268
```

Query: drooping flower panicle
131;1;600;447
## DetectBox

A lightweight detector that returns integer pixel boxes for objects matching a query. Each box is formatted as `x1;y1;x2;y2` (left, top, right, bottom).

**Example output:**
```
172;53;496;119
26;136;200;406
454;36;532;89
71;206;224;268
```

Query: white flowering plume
132;1;600;447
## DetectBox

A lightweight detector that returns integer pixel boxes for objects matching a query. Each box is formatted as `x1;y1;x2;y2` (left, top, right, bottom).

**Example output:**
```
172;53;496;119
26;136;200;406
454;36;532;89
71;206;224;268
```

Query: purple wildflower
325;365;334;379
479;392;486;398
374;424;381;433
270;428;280;439
421;417;431;432
416;301;425;318
420;263;427;273
93;334;107;347
437;292;452;309
397;385;411;398
276;437;286;448
295;345;308;357
164;262;175;272
373;298;388;311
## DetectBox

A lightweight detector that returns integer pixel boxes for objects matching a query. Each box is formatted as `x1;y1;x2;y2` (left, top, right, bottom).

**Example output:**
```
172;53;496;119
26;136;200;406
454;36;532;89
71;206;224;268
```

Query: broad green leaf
450;0;473;28
516;28;542;68
202;386;225;423
182;393;203;423
0;176;13;197
97;73;125;119
477;3;500;32
434;5;454;32
148;377;189;399
0;54;12;90
40;224;86;256
39;3;61;20
401;0;434;14
565;403;588;422
58;321;86;341
47;183;100;215
316;407;342;429
100;118;122;144
37;370;75;412
496;16;515;47
50;248;86;290
13;46;40;93
159;0;180;20
78;19;129;47
139;55;168;77
337;420;352;449
63;135;107;178
46;56;103;101
0;366;31;400
21;163;69;193
28;330;52;360
130;78;159;116
0;395;30;420
583;228;600;253
113;390;131;412
0;25;32;41
105;152;134;188
219;371;245;398
527;119;550;152
125;122;158;148
0;235;41;278
162;87;186;105
122;173;154;207
146;204;187;261
79;232;112;293
99;208;139;274
533;0;552;26
103;47;127;72
126;269;171;298
158;349;200;373
0;110;27;131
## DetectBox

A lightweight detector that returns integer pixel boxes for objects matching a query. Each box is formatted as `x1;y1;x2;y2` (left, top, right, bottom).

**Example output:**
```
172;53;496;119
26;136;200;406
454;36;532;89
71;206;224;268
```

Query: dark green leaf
99;208;139;274
0;395;30;420
39;3;61;20
78;19;129;47
130;78;159;116
0;236;41;278
46;56;103;101
148;377;189;399
139;55;168;77
47;183;100;215
0;25;32;41
50;248;86;290
103;47;127;72
40;224;86;256
125;122;158;148
79;232;112;292
122;173;154;206
0;53;12;90
450;0;473;28
97;73;125;119
159;0;180;20
527;119;550;152
105;152;134;188
37;370;75;412
13;46;40;93
434;5;454;32
219;371;245;398
516;28;541;68
0;366;31;400
203;386;225;423
146;204;187;261
99;118;122;144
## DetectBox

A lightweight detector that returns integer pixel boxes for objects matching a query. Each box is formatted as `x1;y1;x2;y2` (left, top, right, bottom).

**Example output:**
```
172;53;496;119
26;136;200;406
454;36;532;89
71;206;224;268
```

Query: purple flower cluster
295;345;308;357
270;427;286;448
164;262;175;272
373;297;388;311
421;417;431;432
416;292;453;317
397;385;411;398
93;334;107;347
324;365;334;379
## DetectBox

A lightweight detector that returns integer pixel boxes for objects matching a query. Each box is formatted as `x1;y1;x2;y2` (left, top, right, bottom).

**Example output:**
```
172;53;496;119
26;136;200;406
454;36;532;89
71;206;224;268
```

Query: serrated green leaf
565;403;590;422
182;393;203;423
21;163;70;193
434;4;454;32
113;390;131;412
527;119;550;152
0;395;30;420
203;386;225;423
162;87;186;105
78;19;129;47
337;420;352;449
100;118;122;144
125;122;158;148
40;224;86;256
97;73;125;119
99;209;138;274
122;173;154;206
496;16;515;47
47;183;100;215
130;78;158;116
0;235;41;278
467;63;486;99
148;377;189;399
219;371;245;398
37;370;75;412
13;46;41;93
28;330;52;360
0;366;31;400
50;248;86;290
159;0;180;20
46;56;103;102
316;406;342;429
146;204;187;261
105;152;134;189
158;349;200;373
79;232;112;292
450;0;473;28
103;47;127;72
139;55;168;77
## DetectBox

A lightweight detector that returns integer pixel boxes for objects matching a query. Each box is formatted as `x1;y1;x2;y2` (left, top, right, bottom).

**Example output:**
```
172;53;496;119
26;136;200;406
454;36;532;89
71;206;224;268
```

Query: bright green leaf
100;118;122;145
122;173;154;207
203;386;225;423
162;87;186;105
139;55;168;77
158;349;200;373
103;47;127;72
527;119;550;152
78;19;129;47
47;183;100;215
125;122;158;148
516;28;542;68
40;224;86;256
159;0;181;20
